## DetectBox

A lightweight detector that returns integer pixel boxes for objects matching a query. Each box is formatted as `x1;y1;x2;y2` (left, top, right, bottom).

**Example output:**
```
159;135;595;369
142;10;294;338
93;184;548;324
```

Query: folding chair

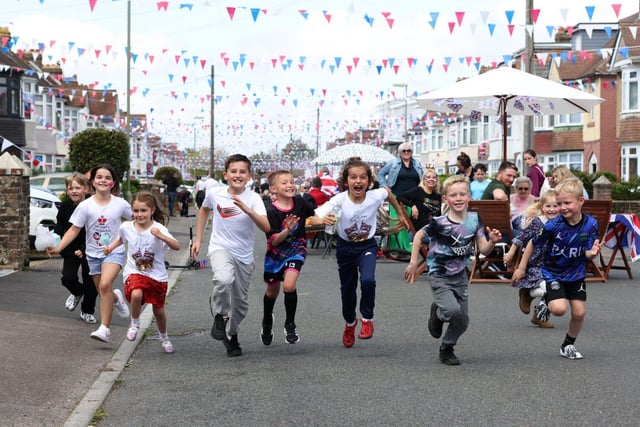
581;199;613;282
467;200;519;284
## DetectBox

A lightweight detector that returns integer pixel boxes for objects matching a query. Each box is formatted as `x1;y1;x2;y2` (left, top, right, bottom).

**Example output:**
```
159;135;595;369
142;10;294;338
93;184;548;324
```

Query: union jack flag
604;214;640;262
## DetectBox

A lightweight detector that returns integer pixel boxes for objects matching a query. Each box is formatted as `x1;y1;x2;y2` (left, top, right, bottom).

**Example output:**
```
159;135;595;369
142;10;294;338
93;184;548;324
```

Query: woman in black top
397;168;442;233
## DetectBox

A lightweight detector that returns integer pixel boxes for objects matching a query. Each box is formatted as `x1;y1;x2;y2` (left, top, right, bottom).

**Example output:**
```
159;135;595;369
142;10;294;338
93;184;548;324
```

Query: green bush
154;166;182;185
611;178;640;200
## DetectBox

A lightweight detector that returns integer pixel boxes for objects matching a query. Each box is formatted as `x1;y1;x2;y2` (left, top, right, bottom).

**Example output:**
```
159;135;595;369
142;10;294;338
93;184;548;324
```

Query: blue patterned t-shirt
423;212;485;276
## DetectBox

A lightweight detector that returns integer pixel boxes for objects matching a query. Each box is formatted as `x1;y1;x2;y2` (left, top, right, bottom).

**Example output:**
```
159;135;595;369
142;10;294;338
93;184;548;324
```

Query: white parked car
30;186;60;249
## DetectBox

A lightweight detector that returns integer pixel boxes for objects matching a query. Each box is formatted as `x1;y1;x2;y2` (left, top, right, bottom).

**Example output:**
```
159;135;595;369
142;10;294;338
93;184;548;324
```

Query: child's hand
231;195;249;213
324;213;337;226
404;262;418;285
503;251;514;266
45;246;59;257
150;227;161;238
74;249;83;259
511;268;524;286
284;214;300;232
103;245;112;255
486;227;503;243
590;239;602;255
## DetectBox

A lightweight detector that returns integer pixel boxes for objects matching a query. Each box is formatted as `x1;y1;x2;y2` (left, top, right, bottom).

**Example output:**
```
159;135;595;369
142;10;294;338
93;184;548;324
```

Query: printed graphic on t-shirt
343;210;374;242
217;204;242;218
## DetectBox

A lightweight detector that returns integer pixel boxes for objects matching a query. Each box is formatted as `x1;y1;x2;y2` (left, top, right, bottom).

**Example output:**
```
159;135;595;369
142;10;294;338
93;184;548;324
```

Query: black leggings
61;255;98;315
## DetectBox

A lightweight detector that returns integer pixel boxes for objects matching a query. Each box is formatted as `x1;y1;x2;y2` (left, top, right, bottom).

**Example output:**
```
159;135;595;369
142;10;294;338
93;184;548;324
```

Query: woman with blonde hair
539;165;589;199
397;168;442;234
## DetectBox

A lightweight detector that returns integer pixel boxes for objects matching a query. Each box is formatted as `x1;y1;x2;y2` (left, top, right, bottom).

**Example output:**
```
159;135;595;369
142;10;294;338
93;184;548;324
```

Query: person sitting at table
510;176;536;218
397;168;442;235
540;165;589;200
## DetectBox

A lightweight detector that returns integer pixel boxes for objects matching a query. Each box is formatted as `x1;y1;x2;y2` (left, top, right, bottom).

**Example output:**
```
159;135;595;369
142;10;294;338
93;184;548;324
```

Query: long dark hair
339;157;372;192
89;164;119;193
131;191;168;225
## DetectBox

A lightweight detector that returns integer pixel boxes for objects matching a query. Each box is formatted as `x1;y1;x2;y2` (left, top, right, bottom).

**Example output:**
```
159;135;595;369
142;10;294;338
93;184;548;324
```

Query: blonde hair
519;190;556;229
441;174;469;195
554;177;584;198
421;168;440;194
552;165;574;182
65;172;89;188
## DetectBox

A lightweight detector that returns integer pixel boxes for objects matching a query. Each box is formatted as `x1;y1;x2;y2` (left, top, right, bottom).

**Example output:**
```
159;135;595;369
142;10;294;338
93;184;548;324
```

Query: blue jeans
167;191;177;215
335;237;378;323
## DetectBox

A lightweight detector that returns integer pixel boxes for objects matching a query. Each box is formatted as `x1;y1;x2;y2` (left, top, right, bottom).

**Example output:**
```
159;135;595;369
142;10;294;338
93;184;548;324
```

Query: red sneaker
343;322;356;348
358;319;374;339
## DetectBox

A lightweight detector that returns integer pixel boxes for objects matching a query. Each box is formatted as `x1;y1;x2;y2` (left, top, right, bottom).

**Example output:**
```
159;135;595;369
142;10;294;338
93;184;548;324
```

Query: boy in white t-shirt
191;154;270;357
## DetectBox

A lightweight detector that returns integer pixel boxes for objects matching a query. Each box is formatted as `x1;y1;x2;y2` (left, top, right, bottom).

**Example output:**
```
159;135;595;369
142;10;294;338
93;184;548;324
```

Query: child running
507;190;559;328
54;172;98;324
526;178;601;360
311;157;410;348
104;191;180;353
191;154;270;357
404;175;502;365
261;170;316;345
47;164;132;343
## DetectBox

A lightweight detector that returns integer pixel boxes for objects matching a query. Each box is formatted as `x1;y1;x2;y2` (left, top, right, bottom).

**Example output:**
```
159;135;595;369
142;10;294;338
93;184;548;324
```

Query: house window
428;127;443;152
621;145;639;181
0;76;21;117
622;68;640;112
555;113;583;126
557;152;583;170
534;114;554;130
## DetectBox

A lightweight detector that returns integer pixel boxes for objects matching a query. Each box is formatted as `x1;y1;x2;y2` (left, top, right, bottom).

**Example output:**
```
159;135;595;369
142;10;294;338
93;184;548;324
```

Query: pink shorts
124;274;168;308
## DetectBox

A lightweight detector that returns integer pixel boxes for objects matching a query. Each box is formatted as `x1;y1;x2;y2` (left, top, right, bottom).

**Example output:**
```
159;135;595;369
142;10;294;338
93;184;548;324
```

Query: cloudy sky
5;0;638;156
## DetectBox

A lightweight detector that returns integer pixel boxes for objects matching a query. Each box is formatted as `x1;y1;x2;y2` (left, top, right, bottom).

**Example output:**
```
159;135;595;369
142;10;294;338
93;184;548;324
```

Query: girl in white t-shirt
311;157;411;348
105;191;180;353
48;164;133;344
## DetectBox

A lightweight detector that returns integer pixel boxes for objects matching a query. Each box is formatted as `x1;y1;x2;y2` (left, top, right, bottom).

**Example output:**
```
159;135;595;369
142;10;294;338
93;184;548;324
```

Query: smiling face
498;167;518;189
346;166;370;202
443;181;470;215
92;168;115;195
541;195;559;220
270;172;296;200
223;160;251;194
556;191;584;224
131;199;154;227
423;171;438;191
66;179;89;203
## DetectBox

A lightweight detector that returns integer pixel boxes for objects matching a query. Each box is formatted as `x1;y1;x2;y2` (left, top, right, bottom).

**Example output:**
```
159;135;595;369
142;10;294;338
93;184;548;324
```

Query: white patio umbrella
311;143;394;166
415;66;604;161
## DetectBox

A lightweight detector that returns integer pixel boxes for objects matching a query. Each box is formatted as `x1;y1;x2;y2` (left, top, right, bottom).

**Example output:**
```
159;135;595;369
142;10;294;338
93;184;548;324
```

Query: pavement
2;213;640;426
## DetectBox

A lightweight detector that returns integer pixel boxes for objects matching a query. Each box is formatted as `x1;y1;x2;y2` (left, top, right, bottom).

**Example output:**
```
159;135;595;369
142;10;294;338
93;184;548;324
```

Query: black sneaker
261;313;274;346
223;333;242;357
439;346;460;365
284;321;299;344
211;313;227;341
428;302;443;339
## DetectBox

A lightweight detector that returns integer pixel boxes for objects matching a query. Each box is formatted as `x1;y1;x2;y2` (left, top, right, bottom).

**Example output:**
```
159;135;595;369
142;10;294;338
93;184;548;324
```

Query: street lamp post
393;83;408;143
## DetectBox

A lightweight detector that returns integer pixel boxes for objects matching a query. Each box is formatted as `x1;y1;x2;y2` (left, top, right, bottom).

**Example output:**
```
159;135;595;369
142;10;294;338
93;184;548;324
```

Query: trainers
439;346;461;365
113;289;130;318
428;303;443;339
261;314;274;346
342;322;356;348
161;339;174;354
90;326;111;343
358;319;374;339
126;325;139;341
65;294;82;311
560;344;583;360
80;312;97;324
284;321;300;344
518;288;534;314
223;333;242;357
211;313;227;341
531;302;553;328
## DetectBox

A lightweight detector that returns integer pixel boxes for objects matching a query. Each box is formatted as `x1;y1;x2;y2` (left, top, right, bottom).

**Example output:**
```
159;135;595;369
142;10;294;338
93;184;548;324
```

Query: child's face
66;180;88;203
223;161;251;193
556;191;583;222
270;173;296;199
541;197;559;220
131;200;154;225
473;169;486;182
93;168;114;193
444;182;470;214
346;166;369;199
423;173;438;189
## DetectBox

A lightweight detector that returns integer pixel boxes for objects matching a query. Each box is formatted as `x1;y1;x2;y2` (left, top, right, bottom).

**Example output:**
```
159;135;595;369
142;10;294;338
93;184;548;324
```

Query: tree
68;128;130;180
154;166;182;184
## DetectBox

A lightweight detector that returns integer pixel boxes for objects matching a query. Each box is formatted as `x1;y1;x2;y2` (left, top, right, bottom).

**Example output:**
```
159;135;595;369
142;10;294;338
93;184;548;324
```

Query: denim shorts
86;253;125;276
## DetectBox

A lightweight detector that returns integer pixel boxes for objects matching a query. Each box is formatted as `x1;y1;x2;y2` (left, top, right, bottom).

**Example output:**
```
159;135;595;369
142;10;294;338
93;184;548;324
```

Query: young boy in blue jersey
261;170;315;345
404;175;503;365
528;177;602;360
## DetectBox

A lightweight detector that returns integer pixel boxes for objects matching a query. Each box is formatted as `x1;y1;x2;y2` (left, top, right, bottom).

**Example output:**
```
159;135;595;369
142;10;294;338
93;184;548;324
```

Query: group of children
47;155;602;365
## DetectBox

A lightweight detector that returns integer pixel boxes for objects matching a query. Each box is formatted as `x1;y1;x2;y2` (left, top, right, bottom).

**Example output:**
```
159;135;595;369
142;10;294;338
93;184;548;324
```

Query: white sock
347;321;356;327
131;318;140;327
529;287;545;298
159;332;168;340
539;280;547;293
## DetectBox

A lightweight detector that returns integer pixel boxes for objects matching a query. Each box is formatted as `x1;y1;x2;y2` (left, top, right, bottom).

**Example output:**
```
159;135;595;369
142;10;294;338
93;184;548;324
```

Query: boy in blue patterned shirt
404;175;502;365
529;177;601;360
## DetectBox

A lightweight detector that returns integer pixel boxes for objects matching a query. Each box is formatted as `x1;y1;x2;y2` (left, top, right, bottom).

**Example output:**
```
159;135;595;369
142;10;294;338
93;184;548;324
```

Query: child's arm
46;225;82;256
511;240;534;284
104;237;123;255
231;195;270;233
191;205;210;259
270;214;300;247
404;229;426;285
503;241;521;266
151;227;180;251
476;226;502;256
384;187;411;230
585;239;602;260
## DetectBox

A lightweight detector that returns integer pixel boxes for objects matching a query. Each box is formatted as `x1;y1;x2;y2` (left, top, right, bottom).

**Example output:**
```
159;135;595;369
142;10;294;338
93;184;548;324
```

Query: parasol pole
501;98;508;162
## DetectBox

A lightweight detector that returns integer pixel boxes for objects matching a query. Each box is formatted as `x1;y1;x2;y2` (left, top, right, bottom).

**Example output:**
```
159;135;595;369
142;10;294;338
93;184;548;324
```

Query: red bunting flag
353;57;360;67
157;2;168;11
612;3;622;17
531;9;540;23
88;0;97;12
227;7;236;21
455;11;464;26
386;18;394;29
448;22;455;34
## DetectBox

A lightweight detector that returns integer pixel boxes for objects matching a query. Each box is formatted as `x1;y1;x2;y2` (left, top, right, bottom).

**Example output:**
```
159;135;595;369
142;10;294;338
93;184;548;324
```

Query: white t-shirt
70;195;133;258
315;188;387;242
118;220;173;282
203;186;267;264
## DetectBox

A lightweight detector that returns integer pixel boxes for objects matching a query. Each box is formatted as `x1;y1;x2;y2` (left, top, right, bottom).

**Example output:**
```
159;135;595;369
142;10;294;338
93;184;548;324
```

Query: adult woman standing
377;142;424;254
523;149;545;197
397;168;442;233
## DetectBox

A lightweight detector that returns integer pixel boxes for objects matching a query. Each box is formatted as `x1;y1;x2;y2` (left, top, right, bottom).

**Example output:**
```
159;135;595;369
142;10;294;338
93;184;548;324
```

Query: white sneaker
113;289;130;318
90;326;111;343
126;325;139;341
161;339;174;353
560;344;583;360
80;312;97;324
65;294;82;311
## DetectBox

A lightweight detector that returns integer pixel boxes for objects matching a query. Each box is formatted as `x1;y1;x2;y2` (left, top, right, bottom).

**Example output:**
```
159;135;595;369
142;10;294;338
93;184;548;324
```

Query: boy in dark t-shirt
530;178;601;360
261;170;315;346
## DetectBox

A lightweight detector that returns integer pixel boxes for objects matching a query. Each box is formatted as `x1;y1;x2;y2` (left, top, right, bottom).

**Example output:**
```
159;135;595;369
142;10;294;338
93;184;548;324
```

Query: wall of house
551;127;584;151
0;168;30;269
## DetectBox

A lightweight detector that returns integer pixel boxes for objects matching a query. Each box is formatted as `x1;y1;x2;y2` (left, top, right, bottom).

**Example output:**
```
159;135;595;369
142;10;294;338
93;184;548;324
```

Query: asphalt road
94;233;640;427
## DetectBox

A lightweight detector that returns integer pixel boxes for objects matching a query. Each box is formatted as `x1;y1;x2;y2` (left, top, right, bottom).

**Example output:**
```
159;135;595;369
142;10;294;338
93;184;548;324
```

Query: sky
4;0;639;157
